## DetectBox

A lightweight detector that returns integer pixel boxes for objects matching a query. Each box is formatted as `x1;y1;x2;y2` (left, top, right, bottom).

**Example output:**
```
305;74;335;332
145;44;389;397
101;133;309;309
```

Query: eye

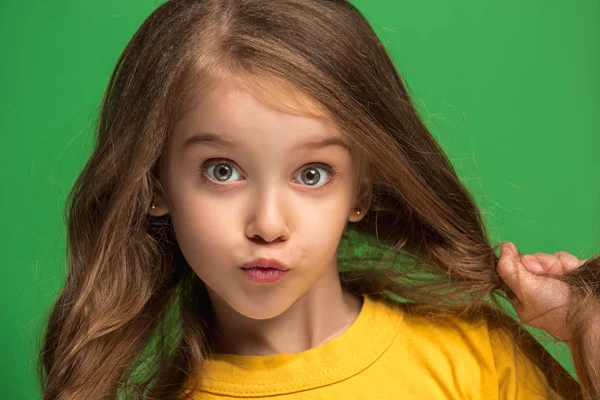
203;161;243;184
200;160;339;189
293;164;337;189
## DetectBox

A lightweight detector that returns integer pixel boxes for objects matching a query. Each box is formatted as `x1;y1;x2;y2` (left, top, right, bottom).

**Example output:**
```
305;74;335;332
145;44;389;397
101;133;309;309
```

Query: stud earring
151;202;156;210
355;209;361;215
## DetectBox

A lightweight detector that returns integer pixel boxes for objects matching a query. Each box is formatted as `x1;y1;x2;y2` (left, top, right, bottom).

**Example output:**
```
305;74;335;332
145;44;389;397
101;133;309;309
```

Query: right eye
202;160;244;185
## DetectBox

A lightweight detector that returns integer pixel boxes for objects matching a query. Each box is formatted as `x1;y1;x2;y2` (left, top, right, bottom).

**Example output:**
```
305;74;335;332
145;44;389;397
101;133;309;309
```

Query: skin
497;243;592;342
498;242;599;397
149;76;370;356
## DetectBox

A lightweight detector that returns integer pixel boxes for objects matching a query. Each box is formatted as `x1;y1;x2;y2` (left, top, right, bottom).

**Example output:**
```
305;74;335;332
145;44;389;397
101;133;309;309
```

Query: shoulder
387;305;500;374
373;299;564;399
377;299;497;353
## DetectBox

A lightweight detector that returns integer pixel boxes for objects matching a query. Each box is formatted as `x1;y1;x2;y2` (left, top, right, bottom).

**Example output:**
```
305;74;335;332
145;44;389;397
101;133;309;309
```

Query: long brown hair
37;0;599;398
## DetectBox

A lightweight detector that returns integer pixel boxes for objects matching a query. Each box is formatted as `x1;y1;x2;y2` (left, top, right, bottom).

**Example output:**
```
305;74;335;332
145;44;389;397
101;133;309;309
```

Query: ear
149;165;170;217
148;192;170;217
348;177;372;223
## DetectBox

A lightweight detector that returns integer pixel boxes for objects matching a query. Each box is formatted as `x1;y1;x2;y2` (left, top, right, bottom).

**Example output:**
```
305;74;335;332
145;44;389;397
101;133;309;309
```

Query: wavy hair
37;0;599;398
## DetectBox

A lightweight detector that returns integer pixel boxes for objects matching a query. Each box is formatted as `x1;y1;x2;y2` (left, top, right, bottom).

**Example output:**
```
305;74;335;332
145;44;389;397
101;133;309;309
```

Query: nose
245;187;290;244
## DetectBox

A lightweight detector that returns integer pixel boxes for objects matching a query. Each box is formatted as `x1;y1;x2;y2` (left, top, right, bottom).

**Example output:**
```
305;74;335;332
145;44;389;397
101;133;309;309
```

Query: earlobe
348;207;364;222
148;197;169;217
349;179;372;222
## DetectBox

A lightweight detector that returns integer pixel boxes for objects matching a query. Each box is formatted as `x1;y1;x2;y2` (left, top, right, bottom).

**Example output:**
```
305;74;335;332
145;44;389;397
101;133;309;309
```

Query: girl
37;0;599;399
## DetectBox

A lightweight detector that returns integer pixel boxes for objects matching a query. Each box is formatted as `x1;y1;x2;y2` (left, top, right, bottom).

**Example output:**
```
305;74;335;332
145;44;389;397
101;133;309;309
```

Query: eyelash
199;159;340;191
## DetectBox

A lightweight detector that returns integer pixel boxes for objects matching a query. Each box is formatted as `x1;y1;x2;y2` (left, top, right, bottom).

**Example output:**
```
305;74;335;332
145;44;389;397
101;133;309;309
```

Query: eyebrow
182;132;350;152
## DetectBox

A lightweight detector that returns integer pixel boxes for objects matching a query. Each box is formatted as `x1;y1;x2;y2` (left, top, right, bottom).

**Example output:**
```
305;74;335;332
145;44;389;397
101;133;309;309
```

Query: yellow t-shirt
183;294;564;399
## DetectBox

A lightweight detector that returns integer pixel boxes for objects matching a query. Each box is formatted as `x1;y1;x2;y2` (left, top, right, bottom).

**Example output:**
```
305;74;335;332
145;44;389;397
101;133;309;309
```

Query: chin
240;307;288;320
222;288;298;320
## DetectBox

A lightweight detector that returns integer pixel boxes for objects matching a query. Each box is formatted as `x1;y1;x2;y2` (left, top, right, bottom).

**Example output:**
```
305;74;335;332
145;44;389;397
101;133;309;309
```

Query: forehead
176;81;350;156
176;71;334;131
167;75;353;169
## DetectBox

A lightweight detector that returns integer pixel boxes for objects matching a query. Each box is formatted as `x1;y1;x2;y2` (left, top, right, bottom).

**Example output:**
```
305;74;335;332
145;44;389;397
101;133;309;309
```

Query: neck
207;268;363;356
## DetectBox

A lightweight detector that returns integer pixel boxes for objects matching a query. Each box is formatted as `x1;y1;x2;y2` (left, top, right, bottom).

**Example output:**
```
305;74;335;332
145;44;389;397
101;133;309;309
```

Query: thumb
497;242;527;303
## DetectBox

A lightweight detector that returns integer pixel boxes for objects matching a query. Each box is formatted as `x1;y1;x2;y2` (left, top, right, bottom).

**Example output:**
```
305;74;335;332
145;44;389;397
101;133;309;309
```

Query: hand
496;242;587;342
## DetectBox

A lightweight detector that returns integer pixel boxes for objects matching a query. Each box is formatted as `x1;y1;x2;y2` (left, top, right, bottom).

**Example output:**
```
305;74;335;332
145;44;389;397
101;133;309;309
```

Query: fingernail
525;261;544;272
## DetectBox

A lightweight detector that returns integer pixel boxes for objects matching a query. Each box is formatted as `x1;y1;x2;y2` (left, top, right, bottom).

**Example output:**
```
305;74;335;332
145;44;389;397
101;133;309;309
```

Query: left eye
293;165;334;188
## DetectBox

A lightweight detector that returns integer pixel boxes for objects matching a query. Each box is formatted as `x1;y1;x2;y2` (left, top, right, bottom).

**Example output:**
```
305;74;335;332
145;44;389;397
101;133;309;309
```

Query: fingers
521;251;584;275
498;242;585;301
497;242;525;301
520;254;548;272
553;251;584;272
523;253;563;273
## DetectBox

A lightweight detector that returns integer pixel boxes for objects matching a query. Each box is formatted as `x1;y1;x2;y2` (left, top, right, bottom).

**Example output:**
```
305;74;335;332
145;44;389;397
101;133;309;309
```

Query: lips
241;257;289;271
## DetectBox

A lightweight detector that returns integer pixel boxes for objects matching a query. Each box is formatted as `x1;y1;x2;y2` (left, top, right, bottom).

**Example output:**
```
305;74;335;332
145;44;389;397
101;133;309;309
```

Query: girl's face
152;77;367;319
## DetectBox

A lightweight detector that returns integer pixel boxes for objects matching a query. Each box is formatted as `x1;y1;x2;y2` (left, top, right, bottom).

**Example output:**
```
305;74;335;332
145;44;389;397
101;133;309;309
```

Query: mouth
241;258;289;283
241;266;289;283
241;257;290;271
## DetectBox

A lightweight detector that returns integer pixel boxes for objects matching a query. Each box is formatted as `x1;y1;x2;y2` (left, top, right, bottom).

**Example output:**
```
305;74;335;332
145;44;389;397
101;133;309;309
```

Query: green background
1;0;598;398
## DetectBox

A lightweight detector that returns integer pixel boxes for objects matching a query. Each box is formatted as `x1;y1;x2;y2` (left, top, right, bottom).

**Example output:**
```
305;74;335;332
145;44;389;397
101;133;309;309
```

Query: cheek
297;203;350;255
171;198;238;268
